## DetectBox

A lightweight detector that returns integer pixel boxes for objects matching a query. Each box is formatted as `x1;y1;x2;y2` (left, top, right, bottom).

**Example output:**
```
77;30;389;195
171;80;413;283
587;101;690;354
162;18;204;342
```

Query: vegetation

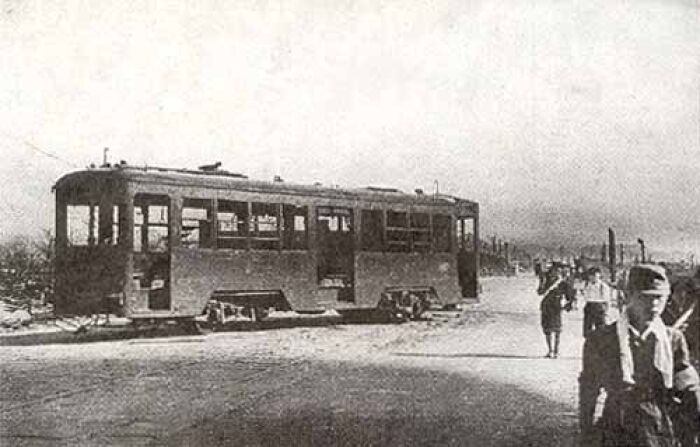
0;231;54;311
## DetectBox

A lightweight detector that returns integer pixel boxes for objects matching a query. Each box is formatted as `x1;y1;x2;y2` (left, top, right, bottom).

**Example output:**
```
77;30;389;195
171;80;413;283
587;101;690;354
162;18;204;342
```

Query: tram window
67;204;98;246
433;214;451;252
410;212;431;252
217;200;248;249
387;210;407;228
147;225;169;252
133;207;143;252
251;202;280;250
457;217;475;251
111;205;122;245
97;204;122;246
134;195;169;253
317;207;353;233
97;203;121;246
182;198;212;248
283;204;308;250
386;211;409;252
361;209;383;251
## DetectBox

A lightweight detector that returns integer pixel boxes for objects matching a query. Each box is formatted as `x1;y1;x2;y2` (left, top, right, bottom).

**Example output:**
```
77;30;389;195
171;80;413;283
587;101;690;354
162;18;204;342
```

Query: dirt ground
0;275;587;446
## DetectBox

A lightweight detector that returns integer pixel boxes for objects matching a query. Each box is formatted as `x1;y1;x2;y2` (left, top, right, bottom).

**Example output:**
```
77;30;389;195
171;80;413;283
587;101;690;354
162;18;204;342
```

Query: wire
22;140;80;168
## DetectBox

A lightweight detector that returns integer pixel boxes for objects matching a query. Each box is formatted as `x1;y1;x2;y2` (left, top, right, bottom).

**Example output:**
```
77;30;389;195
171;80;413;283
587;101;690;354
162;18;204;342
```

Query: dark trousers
583;302;608;337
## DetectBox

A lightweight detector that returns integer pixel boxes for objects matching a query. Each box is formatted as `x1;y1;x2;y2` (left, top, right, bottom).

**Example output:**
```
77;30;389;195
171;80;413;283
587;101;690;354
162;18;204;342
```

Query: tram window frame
98;204;123;246
410;212;431;252
250;202;280;250
66;203;99;247
182;198;213;249
216;200;248;250
133;194;170;253
361;209;384;251
457;217;475;251
433;214;452;252
317;207;353;233
282;204;308;250
386;210;409;252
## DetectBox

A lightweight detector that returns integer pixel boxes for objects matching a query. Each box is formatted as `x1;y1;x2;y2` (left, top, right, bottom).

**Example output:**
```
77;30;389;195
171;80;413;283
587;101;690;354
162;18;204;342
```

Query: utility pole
638;238;646;263
619;243;624;267
608;228;616;282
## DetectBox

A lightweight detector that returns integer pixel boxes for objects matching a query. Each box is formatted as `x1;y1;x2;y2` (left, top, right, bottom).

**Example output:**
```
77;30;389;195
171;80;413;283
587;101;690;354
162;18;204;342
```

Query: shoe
553;352;560;359
545;352;553;358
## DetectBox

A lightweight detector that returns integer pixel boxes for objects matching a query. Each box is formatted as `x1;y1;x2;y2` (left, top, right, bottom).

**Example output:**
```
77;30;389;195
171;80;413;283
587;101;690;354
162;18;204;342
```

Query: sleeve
579;335;603;441
537;279;546;295
565;281;576;302
671;329;699;391
670;329;700;444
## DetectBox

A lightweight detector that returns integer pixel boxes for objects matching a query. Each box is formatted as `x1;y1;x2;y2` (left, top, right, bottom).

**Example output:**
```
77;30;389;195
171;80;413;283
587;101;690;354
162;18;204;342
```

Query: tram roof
54;164;478;209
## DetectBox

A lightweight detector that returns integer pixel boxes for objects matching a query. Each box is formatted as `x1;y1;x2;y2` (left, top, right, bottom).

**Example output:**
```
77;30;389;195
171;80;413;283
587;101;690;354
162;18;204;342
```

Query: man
579;264;700;446
582;268;615;337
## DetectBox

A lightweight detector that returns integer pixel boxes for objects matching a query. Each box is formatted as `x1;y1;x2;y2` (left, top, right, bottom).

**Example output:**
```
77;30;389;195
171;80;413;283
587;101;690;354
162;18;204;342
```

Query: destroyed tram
53;163;479;328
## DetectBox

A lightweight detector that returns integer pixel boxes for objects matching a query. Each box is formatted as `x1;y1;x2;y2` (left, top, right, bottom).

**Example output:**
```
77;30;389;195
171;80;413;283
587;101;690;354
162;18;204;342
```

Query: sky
1;0;699;258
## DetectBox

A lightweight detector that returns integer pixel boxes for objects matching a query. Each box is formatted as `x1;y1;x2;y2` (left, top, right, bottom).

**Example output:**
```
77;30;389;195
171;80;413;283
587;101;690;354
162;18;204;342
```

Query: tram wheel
253;306;269;322
191;319;217;335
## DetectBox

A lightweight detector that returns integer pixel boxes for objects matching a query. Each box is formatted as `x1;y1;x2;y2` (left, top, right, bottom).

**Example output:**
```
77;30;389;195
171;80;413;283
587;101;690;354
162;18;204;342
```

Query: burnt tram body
53;165;479;326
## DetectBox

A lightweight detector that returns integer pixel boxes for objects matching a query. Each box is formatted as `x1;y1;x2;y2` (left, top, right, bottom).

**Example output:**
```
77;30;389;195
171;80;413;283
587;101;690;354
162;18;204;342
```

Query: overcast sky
1;0;699;257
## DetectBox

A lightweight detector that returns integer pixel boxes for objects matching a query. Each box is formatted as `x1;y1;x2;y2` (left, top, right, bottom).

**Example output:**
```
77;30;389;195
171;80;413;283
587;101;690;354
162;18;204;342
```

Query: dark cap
626;264;671;296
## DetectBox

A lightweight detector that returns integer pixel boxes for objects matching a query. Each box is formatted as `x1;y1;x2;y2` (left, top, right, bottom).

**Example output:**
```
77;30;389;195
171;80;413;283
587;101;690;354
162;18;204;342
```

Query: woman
538;264;573;358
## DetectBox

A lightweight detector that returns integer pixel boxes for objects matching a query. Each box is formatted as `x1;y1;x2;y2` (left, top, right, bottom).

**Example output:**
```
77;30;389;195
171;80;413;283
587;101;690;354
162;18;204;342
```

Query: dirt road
0;275;586;446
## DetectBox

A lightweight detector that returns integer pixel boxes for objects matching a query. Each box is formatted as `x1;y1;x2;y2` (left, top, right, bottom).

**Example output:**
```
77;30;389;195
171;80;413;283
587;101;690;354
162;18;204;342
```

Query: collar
617;312;673;388
627;316;666;342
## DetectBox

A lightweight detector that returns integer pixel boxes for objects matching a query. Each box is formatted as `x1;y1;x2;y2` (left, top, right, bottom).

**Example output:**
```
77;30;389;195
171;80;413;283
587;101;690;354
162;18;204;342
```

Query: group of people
535;261;700;445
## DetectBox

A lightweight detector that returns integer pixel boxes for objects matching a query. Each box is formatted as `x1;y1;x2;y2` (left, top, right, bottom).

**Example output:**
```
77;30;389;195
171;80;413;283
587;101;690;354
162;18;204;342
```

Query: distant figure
579;264;700;446
581;267;614;337
538;263;574;358
534;258;542;278
570;264;587;311
534;258;547;291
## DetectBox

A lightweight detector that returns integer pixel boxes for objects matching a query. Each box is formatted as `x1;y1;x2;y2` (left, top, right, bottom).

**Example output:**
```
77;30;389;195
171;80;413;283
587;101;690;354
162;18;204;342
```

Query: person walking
582;267;615;337
538;263;574;359
579;264;700;446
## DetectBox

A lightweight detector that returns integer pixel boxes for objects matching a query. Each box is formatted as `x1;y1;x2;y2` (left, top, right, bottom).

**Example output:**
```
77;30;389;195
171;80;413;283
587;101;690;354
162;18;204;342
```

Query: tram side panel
54;246;128;316
169;248;331;315
353;252;462;308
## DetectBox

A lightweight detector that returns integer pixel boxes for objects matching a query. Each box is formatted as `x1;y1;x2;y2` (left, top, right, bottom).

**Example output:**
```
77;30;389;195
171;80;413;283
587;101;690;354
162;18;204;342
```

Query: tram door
457;217;478;298
316;207;355;302
133;194;171;311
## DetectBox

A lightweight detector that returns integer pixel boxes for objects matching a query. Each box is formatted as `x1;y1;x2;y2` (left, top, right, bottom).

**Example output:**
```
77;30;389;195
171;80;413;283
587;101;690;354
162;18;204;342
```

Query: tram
53;163;479;328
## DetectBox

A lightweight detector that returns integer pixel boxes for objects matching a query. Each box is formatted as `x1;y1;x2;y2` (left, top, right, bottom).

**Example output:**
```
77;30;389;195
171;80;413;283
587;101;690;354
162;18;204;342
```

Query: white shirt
582;279;613;304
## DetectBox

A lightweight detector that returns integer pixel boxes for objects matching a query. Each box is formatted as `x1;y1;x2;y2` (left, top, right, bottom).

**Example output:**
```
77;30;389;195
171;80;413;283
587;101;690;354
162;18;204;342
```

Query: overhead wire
22;140;81;169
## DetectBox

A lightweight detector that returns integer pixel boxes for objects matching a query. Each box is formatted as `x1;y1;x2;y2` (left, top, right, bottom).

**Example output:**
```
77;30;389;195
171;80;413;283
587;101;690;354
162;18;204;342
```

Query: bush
0;231;54;311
